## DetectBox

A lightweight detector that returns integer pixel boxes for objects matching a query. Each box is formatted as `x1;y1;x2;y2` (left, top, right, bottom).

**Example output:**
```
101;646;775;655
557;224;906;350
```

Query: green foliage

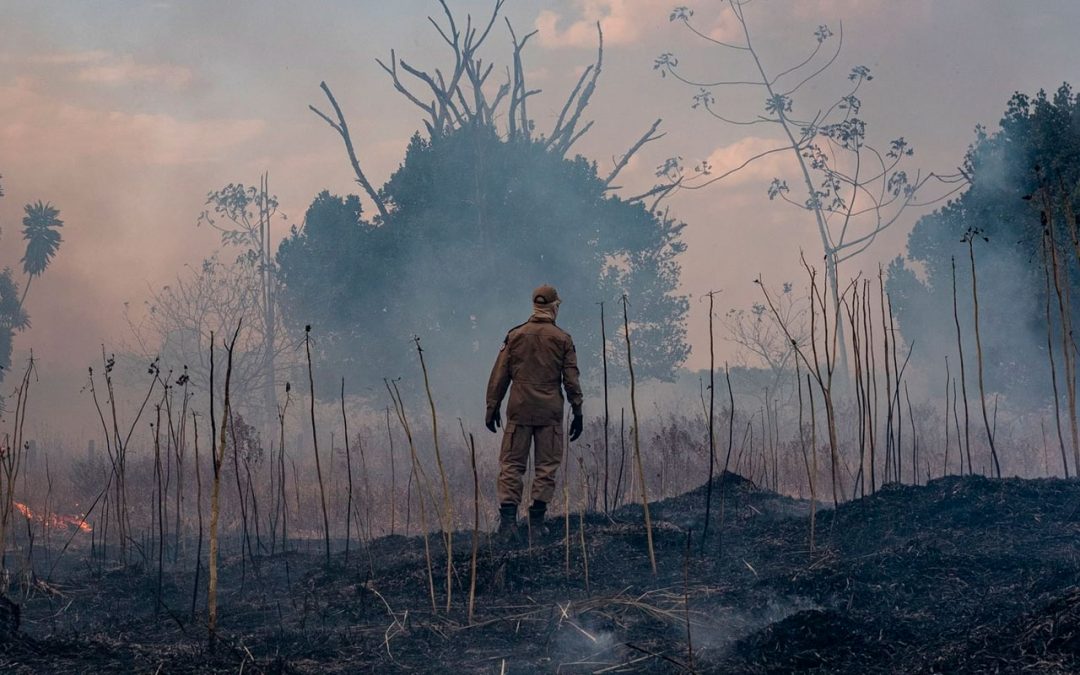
277;125;689;397
0;268;29;378
888;84;1080;403
0;182;64;385
21;200;64;278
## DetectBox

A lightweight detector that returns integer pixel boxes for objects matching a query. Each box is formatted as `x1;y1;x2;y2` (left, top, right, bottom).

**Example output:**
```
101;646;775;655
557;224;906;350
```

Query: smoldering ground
1;469;1076;673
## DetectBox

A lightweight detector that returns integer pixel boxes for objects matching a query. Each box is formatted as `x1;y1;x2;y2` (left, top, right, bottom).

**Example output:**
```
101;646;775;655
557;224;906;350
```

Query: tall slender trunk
622;296;656;575
153;403;165;614
967;236;1001;478
598;302;611;514
277;390;290;553
261;173;278;434
1057;191;1080;473
806;373;818;554
1045;209;1079;478
304;327;331;565
880;271;894;483
942;358;951;477
614;408;627;509
341;379;355;563
717;364;735;556
889;299;904;483
701;293;717;548
228;409;254;578
209;322;242;649
951;257;973;475
1043;240;1070;478
386;407;396;536
191;412;204;621
865;280;878;493
414;337;453;613
952;380;964;475
467;432;479;624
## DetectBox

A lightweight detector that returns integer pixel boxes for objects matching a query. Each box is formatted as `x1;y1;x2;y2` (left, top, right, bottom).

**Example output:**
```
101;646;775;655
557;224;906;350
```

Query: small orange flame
13;501;93;533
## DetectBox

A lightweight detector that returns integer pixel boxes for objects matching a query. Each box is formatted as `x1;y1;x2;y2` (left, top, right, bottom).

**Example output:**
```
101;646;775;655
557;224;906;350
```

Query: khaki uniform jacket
486;316;583;426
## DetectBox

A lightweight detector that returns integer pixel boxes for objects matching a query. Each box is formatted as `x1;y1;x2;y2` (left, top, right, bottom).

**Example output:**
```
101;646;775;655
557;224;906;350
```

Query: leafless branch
309;81;390;222
781;22;843;98
548;23;604;156
606;118;665;187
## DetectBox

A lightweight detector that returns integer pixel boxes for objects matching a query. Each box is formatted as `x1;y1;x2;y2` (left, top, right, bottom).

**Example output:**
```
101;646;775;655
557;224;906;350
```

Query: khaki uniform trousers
497;422;564;505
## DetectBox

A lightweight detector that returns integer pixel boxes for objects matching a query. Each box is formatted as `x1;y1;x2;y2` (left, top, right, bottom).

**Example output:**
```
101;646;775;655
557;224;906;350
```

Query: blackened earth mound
1;472;1077;673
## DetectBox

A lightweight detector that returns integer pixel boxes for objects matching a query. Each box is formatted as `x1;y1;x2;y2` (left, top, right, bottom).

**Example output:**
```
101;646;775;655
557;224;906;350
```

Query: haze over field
2;2;1077;404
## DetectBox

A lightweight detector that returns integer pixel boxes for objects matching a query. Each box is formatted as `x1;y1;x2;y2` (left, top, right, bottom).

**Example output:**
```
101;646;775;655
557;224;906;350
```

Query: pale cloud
76;54;194;89
534;1;745;49
3;50;111;65
706;10;743;44
703;135;794;187
793;0;886;19
535;0;669;48
525;66;550;82
0;50;194;89
0;77;264;166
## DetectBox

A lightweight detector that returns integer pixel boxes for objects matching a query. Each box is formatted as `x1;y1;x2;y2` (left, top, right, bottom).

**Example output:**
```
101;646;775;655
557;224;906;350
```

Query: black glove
569;407;583;442
485;407;502;433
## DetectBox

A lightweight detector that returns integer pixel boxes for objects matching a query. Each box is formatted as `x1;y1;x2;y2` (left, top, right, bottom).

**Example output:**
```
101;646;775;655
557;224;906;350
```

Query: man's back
486;315;582;427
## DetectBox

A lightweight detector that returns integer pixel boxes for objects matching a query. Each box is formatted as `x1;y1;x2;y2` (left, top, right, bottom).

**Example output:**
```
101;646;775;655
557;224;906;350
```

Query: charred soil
1;472;1078;673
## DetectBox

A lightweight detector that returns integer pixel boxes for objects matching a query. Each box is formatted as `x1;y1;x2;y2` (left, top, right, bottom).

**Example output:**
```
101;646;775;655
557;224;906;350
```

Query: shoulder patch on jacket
501;322;528;350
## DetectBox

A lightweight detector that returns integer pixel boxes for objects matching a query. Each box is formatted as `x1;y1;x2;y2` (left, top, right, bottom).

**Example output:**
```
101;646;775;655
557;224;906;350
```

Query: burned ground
1;472;1077;673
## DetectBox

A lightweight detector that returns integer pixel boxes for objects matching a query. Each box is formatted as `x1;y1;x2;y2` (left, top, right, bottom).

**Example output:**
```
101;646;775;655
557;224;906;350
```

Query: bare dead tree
659;2;966;366
196;175;283;428
723;284;806;395
758;256;851;506
125;252;295;424
309;82;389;222
314;1;676;219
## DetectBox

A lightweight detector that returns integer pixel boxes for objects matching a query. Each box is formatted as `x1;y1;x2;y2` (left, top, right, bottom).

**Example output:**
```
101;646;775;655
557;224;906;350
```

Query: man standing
486;284;584;540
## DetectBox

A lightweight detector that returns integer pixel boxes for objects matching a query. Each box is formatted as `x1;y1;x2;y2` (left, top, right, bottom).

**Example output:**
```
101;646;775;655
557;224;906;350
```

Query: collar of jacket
528;315;555;324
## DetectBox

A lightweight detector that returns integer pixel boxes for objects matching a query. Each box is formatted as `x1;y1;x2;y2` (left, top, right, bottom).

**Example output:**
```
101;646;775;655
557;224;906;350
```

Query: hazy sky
1;0;1078;415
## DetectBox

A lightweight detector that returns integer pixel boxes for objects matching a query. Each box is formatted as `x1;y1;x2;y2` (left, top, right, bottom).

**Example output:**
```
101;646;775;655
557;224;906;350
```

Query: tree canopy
888;83;1080;404
276;124;689;398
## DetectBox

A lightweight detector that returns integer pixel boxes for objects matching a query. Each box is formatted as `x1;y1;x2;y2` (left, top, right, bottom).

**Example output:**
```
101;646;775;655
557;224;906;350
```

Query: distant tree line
889;83;1080;405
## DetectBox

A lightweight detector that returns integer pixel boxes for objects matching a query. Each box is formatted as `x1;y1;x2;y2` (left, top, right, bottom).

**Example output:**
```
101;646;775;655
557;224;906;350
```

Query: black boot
497;503;519;544
528;500;548;541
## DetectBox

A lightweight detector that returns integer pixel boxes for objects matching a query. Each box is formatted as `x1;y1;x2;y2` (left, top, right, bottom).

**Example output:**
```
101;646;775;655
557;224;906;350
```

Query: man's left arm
562;335;583;416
